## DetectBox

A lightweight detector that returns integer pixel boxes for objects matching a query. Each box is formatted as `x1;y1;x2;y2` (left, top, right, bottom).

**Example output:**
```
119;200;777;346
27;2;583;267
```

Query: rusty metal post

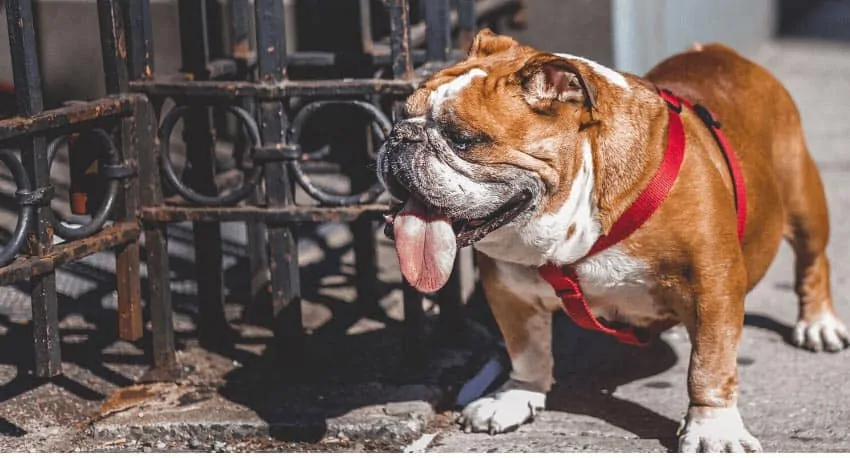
125;0;178;374
6;0;61;378
254;0;304;359
136;100;179;379
177;0;233;349
457;0;476;53
97;0;144;342
388;0;413;81
126;0;155;80
424;0;451;62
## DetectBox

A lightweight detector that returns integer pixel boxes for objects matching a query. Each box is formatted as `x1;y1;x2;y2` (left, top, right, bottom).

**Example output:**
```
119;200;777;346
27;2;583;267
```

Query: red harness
538;88;747;346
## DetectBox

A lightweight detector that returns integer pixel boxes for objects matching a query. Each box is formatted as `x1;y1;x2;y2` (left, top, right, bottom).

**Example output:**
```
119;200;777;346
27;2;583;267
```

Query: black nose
391;121;426;144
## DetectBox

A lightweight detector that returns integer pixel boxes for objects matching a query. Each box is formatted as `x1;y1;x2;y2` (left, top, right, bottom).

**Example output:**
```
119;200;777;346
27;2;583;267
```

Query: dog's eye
446;131;484;152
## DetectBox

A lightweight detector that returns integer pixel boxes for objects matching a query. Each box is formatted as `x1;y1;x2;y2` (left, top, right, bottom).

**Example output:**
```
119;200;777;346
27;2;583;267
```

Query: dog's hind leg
781;142;850;352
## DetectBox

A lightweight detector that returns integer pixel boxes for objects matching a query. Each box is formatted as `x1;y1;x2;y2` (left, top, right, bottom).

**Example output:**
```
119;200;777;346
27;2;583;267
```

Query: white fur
425;155;499;209
460;386;546;434
405;116;427;124
493;249;659;328
555;53;630;90
678;406;762;452
476;139;600;266
429;68;487;114
576;248;660;327
793;312;850;352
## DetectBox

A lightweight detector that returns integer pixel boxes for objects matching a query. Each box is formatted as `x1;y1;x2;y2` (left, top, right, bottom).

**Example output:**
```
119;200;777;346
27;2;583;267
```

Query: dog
377;29;849;452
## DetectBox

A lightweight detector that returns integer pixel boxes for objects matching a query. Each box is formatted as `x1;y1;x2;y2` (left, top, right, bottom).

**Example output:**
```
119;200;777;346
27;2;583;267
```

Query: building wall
0;0;776;105
0;0;184;108
504;0;614;67
612;0;777;75
0;0;298;108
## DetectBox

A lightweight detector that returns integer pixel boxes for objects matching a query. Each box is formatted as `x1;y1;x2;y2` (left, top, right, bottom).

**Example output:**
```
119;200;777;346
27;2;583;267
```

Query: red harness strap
538;89;746;346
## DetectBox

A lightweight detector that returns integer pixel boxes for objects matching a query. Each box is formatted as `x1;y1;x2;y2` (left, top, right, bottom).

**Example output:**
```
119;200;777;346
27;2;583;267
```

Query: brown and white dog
377;30;849;452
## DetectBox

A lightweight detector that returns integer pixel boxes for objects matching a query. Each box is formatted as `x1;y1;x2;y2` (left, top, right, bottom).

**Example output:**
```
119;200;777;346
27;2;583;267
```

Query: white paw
459;387;545;435
678;406;762;453
793;313;850;352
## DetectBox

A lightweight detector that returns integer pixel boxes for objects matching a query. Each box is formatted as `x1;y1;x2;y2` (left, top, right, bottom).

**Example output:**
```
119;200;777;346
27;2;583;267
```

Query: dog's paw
459;387;545;435
678;406;762;453
793;313;850;352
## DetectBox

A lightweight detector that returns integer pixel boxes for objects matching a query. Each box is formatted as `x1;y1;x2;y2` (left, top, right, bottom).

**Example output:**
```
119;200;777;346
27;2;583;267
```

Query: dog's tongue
393;199;457;293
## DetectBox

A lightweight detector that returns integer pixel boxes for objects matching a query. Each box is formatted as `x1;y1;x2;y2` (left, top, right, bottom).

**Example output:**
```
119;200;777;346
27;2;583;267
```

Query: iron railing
122;0;525;373
0;0;525;379
0;0;158;378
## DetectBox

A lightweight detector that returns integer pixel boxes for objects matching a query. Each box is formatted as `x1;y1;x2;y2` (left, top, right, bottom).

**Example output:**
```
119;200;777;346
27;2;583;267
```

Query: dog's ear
518;54;597;112
468;28;519;58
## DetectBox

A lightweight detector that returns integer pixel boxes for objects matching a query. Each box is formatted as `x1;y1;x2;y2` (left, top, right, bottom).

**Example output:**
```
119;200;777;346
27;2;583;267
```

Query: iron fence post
231;0;270;326
6;0;61;378
424;0;451;62
254;0;304;360
177;0;234;349
125;0;177;374
97;0;144;342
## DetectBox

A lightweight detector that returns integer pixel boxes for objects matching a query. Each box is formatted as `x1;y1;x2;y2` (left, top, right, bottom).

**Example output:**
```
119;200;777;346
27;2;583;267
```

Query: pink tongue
393;199;457;293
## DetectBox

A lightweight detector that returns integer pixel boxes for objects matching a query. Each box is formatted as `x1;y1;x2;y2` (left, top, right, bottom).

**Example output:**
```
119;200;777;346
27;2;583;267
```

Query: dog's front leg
677;269;762;453
460;255;552;435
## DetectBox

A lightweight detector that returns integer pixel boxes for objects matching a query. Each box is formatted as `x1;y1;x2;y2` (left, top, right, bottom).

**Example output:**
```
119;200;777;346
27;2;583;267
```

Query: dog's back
644;43;803;174
645;44;830;297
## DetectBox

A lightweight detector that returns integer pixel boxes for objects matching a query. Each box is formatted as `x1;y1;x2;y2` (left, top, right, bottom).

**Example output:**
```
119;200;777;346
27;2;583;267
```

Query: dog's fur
378;30;849;452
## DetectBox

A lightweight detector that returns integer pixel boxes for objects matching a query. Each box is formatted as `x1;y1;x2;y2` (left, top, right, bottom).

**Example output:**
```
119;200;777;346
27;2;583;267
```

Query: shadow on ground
546;317;681;451
0;214;808;452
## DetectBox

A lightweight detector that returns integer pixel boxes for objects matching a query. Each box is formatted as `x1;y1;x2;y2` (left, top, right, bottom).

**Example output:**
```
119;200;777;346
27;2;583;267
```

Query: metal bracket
102;162;138;179
15;185;54;206
252;144;301;162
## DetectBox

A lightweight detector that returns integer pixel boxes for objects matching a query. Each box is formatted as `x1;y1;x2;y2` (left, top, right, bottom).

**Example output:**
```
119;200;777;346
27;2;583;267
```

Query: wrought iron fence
0;0;156;378
0;0;525;379
133;0;527;373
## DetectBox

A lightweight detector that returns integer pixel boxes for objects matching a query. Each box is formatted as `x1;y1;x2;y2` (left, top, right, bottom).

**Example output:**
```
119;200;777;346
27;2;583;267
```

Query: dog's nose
391;121;426;144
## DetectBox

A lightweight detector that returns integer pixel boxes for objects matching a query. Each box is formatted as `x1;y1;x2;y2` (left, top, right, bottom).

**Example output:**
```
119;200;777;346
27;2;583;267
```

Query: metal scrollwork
45;128;125;240
287;100;391;206
0;149;35;266
158;104;262;206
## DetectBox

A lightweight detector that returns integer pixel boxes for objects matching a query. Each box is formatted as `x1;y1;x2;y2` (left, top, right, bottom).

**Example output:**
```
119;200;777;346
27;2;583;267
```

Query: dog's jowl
378;29;849;453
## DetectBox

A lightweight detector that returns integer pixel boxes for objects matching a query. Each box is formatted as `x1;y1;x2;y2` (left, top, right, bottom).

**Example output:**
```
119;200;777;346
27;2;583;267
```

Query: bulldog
377;29;849;452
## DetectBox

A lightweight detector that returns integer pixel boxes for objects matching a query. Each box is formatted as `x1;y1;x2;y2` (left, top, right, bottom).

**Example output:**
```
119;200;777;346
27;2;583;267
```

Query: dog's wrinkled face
378;30;606;292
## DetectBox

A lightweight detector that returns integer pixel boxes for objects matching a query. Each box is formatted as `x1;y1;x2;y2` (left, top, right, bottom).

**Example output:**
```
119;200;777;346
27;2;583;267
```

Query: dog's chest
495;249;668;327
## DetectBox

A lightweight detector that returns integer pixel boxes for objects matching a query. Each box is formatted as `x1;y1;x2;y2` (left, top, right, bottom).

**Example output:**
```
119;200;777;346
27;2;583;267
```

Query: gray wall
612;0;777;75
504;0;615;67
497;0;776;76
0;0;776;105
0;0;297;107
0;0;184;107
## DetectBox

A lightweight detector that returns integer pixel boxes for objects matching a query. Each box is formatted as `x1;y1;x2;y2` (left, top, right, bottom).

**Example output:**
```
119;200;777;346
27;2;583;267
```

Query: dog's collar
538;88;746;346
